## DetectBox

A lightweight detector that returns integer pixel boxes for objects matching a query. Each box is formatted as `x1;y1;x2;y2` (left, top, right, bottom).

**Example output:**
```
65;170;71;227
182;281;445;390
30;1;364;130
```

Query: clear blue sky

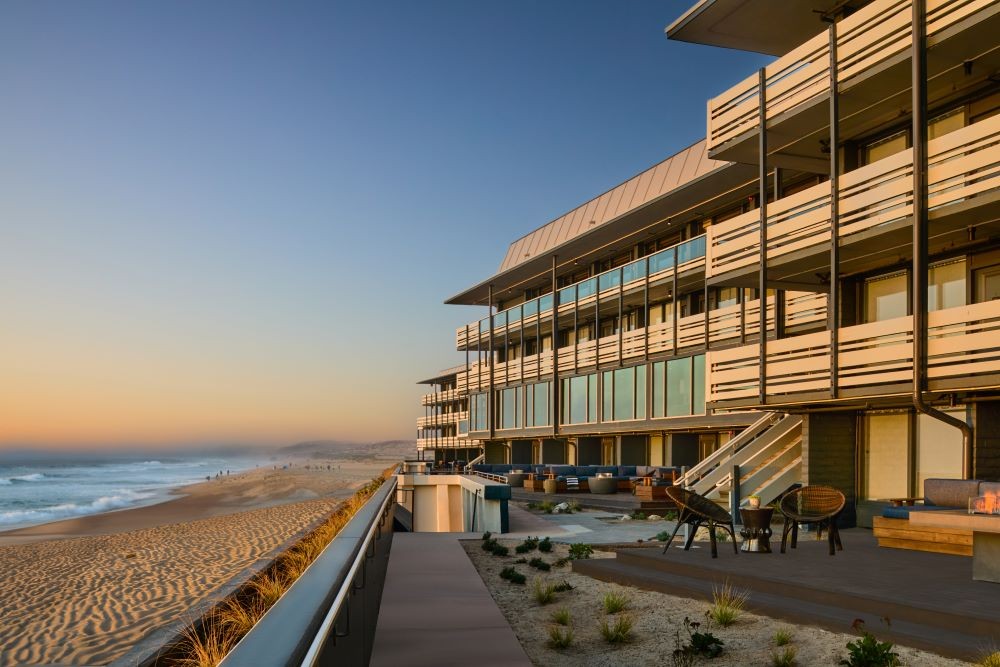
0;1;769;447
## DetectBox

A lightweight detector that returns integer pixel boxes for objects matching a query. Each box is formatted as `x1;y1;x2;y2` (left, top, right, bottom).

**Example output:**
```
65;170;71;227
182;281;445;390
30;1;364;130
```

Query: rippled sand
0;461;390;666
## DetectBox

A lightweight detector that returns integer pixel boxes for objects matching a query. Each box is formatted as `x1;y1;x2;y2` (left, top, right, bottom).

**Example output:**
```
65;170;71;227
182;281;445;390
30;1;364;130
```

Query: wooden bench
872;516;972;557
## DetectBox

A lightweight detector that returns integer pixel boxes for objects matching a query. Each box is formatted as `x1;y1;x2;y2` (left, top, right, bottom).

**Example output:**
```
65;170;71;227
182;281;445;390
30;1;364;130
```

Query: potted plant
748;495;761;509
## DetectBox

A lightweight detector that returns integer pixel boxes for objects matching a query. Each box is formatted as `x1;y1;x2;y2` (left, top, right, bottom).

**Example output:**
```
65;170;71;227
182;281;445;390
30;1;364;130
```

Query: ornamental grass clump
547;624;574;649
528;557;551;571
772;646;797;667
550;608;571;625
602;591;629;614
599;614;635;644
979;652;1000;667
532;578;557;605
773;629;792;646
708;580;748;627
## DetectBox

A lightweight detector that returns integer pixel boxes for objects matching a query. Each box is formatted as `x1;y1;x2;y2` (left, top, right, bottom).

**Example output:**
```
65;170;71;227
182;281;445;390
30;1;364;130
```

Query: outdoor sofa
873;478;1000;556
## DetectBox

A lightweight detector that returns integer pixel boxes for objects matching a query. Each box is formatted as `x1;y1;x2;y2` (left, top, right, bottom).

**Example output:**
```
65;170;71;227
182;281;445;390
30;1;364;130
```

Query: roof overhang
666;0;866;55
416;365;466;385
445;160;758;306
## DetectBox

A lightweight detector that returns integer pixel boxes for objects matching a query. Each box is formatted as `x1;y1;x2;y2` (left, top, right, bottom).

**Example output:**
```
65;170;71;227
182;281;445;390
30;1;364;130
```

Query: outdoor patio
509;486;673;513
574;528;999;661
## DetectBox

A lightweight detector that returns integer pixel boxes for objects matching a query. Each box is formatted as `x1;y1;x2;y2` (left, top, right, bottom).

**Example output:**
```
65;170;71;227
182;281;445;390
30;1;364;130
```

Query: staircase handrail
692;415;802;497
676;412;781;488
464;452;486;472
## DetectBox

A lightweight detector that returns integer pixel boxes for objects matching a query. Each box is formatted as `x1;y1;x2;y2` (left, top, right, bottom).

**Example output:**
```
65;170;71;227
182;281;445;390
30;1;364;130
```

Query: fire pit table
911;507;1000;583
739;507;774;553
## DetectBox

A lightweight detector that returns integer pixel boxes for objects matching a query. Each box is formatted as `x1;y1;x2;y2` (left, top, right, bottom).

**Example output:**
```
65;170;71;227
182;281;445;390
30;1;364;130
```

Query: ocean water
0;454;268;530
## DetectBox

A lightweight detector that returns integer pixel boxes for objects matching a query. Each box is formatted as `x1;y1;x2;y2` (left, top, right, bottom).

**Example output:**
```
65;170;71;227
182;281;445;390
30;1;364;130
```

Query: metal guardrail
220;472;398;667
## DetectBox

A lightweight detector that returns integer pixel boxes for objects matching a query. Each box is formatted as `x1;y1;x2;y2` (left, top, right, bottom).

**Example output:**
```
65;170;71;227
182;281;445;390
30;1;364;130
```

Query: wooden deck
574;529;999;661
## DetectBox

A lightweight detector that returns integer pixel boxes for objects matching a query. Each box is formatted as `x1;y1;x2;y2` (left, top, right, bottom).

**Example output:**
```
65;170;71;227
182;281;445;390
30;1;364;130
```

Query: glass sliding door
916;411;965;493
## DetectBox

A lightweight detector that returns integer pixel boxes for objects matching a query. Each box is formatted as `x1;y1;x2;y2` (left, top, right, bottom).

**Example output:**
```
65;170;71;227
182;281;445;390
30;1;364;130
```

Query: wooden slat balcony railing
707;114;1000;279
706;0;994;151
416;436;481;449
416;411;469;428
420;388;463;406
707;299;1000;405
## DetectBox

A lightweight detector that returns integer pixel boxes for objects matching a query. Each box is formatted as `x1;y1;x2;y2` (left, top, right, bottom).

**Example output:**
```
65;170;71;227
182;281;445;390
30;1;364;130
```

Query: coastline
0;458;393;667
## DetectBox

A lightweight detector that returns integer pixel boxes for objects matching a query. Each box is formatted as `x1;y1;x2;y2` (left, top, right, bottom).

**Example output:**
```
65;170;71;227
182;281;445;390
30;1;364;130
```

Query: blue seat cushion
472;464;490;472
493;464;514;473
596;466;617;474
881;504;949;519
548;465;575;476
618;466;637;477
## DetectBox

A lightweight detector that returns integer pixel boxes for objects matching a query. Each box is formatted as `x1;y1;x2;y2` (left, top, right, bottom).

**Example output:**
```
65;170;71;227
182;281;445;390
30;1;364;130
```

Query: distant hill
277;439;415;461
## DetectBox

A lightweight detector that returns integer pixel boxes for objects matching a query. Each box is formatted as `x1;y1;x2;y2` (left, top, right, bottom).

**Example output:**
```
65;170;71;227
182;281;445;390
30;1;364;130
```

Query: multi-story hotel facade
419;0;1000;527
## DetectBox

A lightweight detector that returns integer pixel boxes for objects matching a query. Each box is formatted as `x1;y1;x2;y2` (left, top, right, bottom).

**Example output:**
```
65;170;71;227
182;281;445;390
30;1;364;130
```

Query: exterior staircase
675;412;802;516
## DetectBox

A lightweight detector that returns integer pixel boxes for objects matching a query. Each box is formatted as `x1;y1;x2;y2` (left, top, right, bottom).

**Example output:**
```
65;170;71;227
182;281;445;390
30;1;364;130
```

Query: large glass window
929;259;966;311
977;264;1000;302
692;355;706;415
864;129;908;165
667;357;693;416
531;382;550;427
501;387;519;430
567;374;591;424
613;367;634;420
863;413;910;500
602;371;613;421
635;365;647;420
865;271;908;322
652;361;665;418
472;393;489;432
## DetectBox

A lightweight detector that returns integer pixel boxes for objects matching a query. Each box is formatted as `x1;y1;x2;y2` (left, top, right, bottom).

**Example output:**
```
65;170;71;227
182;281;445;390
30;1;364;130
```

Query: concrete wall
975;402;1000;481
398;474;511;533
802;412;857;527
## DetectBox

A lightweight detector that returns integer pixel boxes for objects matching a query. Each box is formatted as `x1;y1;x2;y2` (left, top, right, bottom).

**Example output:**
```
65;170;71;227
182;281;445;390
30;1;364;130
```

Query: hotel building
418;0;1000;527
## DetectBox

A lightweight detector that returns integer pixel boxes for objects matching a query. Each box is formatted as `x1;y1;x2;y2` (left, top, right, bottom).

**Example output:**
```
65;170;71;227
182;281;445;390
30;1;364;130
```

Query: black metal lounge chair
662;486;738;558
779;485;846;556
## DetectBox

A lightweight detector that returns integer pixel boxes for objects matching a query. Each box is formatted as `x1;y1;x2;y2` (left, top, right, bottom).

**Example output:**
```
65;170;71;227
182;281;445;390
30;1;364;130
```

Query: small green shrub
532;578;557;605
528;557;551;571
631;511;647;520
553;557;570;568
673;616;723;660
550;608;571;625
490;544;509;557
665;510;678;521
538;537;553;552
708;581;748;627
515;536;539;553
840;619;900;667
773;629;792;646
547;624;574;649
499;566;526;585
552;580;573;592
654;530;671;542
526;502;539;510
481;531;492;541
568;543;594;560
599;614;634;644
539;501;555;514
513;557;527;564
602;591;629;614
481;538;497;552
772;646;797;667
715;529;730;542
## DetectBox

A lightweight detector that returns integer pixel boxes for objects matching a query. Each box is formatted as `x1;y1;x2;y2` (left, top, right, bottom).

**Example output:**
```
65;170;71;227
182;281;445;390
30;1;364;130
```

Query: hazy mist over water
0;453;270;530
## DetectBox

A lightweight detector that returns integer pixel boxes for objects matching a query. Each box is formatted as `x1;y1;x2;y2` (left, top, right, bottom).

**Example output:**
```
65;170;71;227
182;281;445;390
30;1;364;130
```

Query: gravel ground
462;538;973;667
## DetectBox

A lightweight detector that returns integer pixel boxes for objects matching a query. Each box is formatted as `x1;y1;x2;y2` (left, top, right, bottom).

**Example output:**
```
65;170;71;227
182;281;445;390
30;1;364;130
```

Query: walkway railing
219;472;398;667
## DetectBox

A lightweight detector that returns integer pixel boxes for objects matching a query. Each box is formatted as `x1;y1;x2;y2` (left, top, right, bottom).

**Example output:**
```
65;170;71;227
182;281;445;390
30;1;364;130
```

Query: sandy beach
0;456;395;667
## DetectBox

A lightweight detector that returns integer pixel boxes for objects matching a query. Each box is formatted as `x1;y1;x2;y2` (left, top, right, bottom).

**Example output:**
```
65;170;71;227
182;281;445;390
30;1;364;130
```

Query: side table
739;507;774;553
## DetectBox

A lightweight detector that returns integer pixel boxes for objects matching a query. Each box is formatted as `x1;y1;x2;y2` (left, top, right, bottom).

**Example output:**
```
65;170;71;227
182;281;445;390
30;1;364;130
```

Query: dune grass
174;466;395;666
709;580;749;627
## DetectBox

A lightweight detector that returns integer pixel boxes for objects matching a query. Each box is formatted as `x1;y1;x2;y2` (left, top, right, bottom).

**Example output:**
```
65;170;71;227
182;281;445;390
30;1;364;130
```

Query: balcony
421;388;462;406
417;411;468;428
456;235;707;351
456;291;827;394
416;436;480;450
706;0;1000;164
707;114;1000;286
707;299;1000;407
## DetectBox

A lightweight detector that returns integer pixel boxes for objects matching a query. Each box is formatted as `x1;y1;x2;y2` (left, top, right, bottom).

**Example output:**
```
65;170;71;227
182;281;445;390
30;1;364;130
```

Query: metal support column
672;251;679;355
758;67;768;406
909;0;974;476
551;256;560;437
829;22;841;399
488;284;495;440
618;270;624;365
643;257;650;359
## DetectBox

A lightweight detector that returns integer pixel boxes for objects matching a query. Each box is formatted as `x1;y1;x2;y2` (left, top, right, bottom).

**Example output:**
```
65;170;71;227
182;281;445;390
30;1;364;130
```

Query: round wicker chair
778;485;846;556
662;486;738;559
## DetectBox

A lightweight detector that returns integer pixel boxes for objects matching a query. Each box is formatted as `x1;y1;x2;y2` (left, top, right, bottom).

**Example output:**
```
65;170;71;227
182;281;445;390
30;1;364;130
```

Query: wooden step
872;517;972;557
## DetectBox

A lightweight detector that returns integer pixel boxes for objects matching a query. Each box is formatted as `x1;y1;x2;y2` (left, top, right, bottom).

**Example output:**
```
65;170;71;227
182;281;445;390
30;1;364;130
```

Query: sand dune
0;459;390;666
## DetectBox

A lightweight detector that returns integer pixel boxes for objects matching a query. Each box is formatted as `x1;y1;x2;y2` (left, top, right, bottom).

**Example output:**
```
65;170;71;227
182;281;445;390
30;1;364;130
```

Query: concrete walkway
370;532;532;667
